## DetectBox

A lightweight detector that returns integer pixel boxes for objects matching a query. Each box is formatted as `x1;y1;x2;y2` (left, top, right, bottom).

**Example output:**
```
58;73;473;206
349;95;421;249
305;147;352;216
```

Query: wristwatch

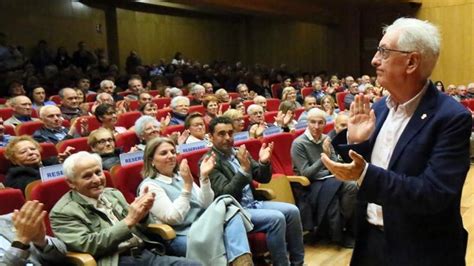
11;240;30;250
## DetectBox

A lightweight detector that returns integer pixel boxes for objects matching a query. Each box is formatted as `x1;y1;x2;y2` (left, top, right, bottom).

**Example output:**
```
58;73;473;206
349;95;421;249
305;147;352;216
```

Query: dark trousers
351;224;386;266
119;249;201;266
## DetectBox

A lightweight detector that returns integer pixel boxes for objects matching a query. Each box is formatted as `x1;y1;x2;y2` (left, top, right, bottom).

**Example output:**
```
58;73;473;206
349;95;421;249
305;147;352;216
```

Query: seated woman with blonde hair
138;137;253;265
281;86;302;108
4;136;73;193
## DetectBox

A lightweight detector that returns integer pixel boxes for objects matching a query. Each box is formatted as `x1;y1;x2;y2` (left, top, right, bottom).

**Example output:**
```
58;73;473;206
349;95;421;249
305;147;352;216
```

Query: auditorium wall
0;0;107;58
417;0;474;85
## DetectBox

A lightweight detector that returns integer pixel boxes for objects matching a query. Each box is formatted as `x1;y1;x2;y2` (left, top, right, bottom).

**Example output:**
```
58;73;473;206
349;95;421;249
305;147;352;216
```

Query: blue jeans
247;201;305;266
168;215;250;262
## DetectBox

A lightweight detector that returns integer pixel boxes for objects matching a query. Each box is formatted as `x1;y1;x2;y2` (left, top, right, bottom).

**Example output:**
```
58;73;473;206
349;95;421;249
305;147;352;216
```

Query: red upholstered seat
15;120;44;136
29;172;113;235
188;105;205;115
153;98;171;109
266;98;280;112
0;108;13;120
262;132;295;175
56;137;90;154
116;130;140;152
271;83;282;98
0;188;25;214
294;108;305;120
177;148;210;184
75;115;101;133
234;138;262;161
219;103;230;113
4;124;15;136
49;95;61;105
156;108;172;121
162;124;185;136
301;87;313;98
85;93;97;103
243;100;254;112
116;111;141;129
336;91;349;111
127;100;140;111
264;111;278;124
110;162;144;203
228;92;239;100
323;122;335;134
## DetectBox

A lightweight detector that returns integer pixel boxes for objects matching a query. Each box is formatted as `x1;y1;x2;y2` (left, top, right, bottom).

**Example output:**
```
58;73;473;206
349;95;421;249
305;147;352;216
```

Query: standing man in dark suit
321;18;471;266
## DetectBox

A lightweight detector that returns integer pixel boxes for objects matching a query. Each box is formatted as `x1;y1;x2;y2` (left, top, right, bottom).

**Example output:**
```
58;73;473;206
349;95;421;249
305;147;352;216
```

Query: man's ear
66;178;75;189
406;53;421;74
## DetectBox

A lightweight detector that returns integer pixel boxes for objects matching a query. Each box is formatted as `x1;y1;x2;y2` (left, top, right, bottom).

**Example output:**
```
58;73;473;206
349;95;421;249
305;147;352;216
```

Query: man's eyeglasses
376;46;412;59
96;138;114;145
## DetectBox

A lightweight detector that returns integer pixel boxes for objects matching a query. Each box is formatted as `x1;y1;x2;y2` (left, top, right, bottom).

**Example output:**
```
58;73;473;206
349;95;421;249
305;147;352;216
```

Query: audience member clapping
33;105;84;144
183;112;208;144
4;136;73;192
138;137;253;265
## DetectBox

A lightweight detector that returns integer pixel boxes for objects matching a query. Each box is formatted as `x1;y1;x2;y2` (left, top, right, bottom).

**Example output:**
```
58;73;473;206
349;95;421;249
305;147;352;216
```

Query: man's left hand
321;149;366;181
12;201;48;248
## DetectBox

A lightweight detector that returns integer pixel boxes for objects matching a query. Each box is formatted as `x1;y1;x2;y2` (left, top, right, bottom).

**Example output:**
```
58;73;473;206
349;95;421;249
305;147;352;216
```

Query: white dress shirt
361;83;428;226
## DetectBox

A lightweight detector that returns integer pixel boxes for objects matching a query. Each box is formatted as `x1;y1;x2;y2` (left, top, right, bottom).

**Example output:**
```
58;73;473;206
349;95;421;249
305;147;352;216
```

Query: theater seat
0;188;25;214
188;105;205;115
110;162;144;203
293;108;305;120
0;108;13;120
228;92;239;100
56;137;90;154
116;111;141;129
162;124;185;137
177;148;210;184
234;138;262;161
271;84;282;98
266;98;280;112
301;87;313;98
116;130;140;152
153;97;171;109
15;120;44;136
4;124;16;136
336;92;349;111
264;111;278;124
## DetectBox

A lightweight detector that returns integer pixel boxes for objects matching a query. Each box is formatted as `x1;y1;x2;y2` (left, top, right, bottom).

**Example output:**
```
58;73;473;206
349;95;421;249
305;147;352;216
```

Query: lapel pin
421;114;427;120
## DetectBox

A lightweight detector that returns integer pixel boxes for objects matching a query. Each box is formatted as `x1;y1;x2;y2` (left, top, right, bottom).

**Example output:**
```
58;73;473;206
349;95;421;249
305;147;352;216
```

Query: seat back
234;138;262;161
264;111;278;124
336;92;349;111
4;124;16;136
177;148;210;184
188;105;205;115
153;98;171;109
271;83;282;98
29;171;113;235
156;108;172;121
301;87;313;98
219;102;230;113
15;120;44;136
323;122;335;134
49;95;62;105
85;93;97;103
228;92;239;100
294;108;305;120
262;132;295;175
40;142;59;158
0;188;25;214
127;100;140;111
76;115;101;133
56;137;90;153
0;108;13;120
116;111;141;129
266;98;280;112
111;162;144;203
116;130;140;152
162;124;185;137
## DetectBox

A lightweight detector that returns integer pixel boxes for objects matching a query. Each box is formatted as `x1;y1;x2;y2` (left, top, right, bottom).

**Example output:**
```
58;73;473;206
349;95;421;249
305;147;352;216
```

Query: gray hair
135;115;160;138
63;151;102;180
170;96;189;109
307;108;327;121
169;87;183;98
236;83;247;92
39;105;60;118
247;104;263;115
253;95;266;103
190;84;205;95
96;92;113;102
467;83;474;89
99;79;115;89
383;17;440;79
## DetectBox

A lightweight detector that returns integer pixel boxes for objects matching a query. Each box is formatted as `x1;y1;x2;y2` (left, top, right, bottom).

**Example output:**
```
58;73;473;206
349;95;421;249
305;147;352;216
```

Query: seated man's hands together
12;200;48;248
124;187;155;228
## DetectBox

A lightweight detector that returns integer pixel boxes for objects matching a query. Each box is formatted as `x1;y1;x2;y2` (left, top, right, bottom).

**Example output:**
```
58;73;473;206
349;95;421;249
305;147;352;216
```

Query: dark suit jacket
333;82;471;266
205;147;272;202
32;126;73;144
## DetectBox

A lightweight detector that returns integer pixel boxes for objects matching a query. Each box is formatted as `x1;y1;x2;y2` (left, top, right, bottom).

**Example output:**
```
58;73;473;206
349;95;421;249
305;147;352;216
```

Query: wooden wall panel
0;0;106;57
417;1;474;85
116;8;241;68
